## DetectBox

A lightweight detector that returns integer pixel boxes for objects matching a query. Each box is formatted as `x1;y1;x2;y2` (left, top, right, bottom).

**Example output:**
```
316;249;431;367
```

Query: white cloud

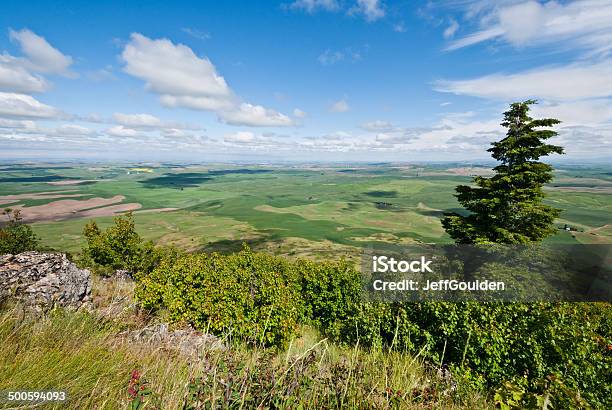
360;120;395;132
9;29;75;77
181;27;210;41
53;124;95;136
445;0;612;56
318;47;362;65
443;19;459;39
106;125;143;138
393;22;407;33
0;58;48;93
531;100;612;125
121;33;294;127
224;131;256;144
350;0;385;22
318;49;345;65
219;103;294;127
0;118;37;130
330;98;350;112
0;92;64;119
293;108;306;118
113;112;163;128
159;94;235;111
122;33;232;100
286;0;340;13
434;60;612;101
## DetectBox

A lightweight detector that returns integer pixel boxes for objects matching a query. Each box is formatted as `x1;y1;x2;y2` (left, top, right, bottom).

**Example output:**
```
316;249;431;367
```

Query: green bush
333;301;611;408
0;208;39;254
295;258;362;337
82;212;164;275
135;246;302;347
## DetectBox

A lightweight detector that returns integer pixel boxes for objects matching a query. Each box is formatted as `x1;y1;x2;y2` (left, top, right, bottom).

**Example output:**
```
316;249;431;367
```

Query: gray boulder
122;323;226;358
0;251;92;311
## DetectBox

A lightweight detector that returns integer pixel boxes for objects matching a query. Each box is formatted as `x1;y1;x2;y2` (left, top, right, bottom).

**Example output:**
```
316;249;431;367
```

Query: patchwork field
1;162;610;259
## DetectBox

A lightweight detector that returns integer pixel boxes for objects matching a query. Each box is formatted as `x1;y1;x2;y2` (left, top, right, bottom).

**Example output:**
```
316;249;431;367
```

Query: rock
0;252;92;311
122;323;226;358
112;269;133;280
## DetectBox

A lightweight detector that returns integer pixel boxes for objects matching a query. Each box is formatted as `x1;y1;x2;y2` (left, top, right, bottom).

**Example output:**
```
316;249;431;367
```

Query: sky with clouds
1;0;611;162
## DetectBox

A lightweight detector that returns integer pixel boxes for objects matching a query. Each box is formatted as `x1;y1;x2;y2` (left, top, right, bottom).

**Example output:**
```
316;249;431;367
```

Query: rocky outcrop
0;251;92;311
122;323;226;358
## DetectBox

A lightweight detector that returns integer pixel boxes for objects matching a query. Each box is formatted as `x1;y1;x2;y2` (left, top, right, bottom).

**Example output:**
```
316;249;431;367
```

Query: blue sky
0;0;611;162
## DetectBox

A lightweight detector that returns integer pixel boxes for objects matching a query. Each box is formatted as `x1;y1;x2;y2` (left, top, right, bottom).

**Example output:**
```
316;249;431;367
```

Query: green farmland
1;162;610;259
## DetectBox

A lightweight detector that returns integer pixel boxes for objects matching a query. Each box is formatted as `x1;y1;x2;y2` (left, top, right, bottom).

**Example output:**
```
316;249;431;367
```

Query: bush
82;212;163;275
135;246;302;347
333;301;612;408
0;208;39;254
296;258;362;338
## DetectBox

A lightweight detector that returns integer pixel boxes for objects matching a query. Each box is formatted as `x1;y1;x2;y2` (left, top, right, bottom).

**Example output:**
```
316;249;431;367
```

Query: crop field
0;162;610;259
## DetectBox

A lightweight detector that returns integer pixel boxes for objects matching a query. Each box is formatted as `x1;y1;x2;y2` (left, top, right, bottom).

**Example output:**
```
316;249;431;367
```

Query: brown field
13;195;141;222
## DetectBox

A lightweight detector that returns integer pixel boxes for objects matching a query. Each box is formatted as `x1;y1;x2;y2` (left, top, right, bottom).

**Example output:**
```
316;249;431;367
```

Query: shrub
296;258;362;338
135;246;302;347
333;301;611;408
82;212;163;275
0;208;39;254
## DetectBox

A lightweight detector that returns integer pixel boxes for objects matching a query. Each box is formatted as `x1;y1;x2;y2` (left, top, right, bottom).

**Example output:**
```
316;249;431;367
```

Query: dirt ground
13;195;142;222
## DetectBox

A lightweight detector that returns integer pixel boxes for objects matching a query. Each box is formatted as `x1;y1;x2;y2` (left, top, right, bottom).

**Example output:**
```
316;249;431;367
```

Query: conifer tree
442;100;564;244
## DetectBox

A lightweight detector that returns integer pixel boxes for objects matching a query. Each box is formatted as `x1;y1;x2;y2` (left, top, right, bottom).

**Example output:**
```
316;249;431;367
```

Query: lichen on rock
0;251;92;311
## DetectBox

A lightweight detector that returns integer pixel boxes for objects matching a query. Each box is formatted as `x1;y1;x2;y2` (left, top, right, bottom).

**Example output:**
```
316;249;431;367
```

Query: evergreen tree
442;100;564;244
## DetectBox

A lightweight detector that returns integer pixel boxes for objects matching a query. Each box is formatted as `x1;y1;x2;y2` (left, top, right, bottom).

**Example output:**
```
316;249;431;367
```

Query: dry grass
0;278;491;409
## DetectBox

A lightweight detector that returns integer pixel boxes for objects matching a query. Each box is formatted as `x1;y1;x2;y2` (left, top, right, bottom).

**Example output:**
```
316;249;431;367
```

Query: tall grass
0;302;490;409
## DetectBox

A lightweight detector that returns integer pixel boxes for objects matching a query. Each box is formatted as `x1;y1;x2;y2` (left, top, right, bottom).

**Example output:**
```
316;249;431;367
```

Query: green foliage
331;301;611;408
495;374;593;410
0;208;39;254
297;258;362;337
442;100;565;244
135;245;364;348
136;246;303;347
82;212;164;275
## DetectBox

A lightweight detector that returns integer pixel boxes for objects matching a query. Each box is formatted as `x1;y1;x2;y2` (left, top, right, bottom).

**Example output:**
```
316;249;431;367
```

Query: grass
0;277;491;409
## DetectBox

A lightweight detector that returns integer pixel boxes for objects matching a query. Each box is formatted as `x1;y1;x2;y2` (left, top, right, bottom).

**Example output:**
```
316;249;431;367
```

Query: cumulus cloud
111;112;198;130
0;92;64;119
0;59;48;93
330;98;350;112
0;29;74;93
445;0;612;56
122;33;232;100
106;125;145;138
121;33;294;127
219;103;294;127
9;29;75;77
